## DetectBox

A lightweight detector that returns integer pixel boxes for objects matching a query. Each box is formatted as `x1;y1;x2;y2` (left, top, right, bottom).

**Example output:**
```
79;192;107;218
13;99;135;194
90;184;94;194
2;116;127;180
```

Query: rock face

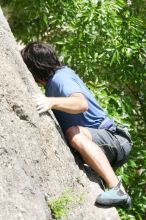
0;7;120;220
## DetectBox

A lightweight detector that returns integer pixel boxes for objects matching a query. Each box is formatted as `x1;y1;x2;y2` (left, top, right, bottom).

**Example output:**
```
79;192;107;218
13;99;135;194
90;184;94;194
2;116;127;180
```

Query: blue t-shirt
45;66;109;134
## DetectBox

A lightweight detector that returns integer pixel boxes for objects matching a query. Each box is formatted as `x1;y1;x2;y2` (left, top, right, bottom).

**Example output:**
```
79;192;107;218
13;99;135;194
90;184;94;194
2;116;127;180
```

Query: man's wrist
49;97;57;110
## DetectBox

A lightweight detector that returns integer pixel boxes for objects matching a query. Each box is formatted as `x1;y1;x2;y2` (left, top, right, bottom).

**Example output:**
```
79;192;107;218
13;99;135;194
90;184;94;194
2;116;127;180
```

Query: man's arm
33;93;88;114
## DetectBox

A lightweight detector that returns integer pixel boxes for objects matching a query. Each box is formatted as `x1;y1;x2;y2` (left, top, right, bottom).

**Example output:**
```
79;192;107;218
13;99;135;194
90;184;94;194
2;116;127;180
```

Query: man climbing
21;42;132;209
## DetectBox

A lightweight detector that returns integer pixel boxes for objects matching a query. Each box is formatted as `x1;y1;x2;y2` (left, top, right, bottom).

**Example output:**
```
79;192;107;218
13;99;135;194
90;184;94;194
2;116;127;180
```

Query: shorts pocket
113;135;132;168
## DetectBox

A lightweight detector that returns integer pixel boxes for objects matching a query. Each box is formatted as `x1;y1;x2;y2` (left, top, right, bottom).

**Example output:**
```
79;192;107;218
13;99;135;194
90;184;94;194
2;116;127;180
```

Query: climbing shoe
96;181;131;209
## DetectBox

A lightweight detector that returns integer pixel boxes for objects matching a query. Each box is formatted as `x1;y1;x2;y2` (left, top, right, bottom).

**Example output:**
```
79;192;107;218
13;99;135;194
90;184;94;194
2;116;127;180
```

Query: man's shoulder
53;66;76;83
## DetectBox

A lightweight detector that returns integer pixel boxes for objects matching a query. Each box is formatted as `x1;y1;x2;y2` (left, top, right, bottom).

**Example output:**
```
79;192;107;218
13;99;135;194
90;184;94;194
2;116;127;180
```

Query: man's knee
65;126;92;149
65;126;81;149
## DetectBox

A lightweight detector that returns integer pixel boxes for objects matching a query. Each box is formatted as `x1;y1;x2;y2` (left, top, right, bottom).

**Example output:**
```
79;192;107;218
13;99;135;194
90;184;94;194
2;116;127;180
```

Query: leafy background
1;0;146;219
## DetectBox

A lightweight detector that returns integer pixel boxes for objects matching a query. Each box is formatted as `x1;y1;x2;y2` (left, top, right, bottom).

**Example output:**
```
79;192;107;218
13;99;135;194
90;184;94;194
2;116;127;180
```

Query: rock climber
21;42;132;209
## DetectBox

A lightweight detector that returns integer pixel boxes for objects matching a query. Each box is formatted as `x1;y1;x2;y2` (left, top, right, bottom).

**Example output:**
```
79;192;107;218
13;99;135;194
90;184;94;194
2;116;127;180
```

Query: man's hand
33;94;53;114
33;93;88;114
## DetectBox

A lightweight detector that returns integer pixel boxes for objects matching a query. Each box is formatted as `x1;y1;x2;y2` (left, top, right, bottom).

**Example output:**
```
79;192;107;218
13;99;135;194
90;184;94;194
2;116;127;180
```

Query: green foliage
117;160;146;220
1;0;146;219
87;81;146;220
87;80;146;219
48;189;85;219
48;189;73;220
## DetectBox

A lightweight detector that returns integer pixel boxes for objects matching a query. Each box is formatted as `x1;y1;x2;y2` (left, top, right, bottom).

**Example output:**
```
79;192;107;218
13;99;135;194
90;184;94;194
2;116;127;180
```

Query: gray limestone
0;7;120;220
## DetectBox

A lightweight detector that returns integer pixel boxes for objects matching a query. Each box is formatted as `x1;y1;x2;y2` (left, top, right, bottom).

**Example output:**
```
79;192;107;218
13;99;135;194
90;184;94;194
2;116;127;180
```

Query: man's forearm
50;96;88;114
34;93;88;114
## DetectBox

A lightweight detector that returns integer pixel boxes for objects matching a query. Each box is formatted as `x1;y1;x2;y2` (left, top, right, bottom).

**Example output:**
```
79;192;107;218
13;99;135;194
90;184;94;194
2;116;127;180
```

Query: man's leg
65;126;119;188
65;126;131;208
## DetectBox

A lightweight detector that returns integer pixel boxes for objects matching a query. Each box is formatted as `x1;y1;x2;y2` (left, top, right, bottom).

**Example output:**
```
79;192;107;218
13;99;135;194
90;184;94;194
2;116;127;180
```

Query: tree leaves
1;1;146;219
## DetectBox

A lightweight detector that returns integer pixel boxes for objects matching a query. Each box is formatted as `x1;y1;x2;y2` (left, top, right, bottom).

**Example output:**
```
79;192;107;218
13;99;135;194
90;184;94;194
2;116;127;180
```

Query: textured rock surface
0;7;120;220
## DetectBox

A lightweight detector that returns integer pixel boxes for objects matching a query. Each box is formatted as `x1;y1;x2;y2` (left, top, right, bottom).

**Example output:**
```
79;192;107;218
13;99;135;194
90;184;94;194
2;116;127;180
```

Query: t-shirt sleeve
55;77;83;97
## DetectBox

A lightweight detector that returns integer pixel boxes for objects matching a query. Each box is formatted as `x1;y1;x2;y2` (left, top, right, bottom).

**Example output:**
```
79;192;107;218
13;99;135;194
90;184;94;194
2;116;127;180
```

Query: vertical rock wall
0;7;120;220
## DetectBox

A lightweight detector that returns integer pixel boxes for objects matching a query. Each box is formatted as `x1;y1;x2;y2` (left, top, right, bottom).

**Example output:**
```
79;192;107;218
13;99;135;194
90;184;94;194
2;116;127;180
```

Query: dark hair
21;42;62;82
